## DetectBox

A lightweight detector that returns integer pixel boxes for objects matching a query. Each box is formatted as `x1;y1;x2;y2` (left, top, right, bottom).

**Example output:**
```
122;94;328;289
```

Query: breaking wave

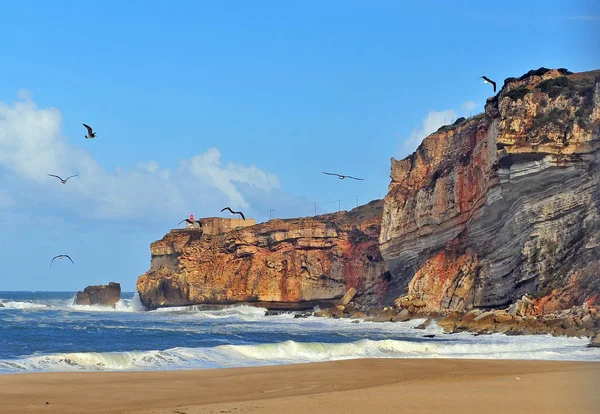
0;293;145;312
153;304;273;321
0;301;48;310
1;336;598;373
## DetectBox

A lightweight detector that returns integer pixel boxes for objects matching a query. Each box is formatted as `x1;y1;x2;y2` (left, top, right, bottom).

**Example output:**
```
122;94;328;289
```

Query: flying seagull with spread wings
178;218;202;227
83;124;97;139
48;174;78;184
322;172;364;181
221;207;245;220
50;255;74;268
477;76;497;93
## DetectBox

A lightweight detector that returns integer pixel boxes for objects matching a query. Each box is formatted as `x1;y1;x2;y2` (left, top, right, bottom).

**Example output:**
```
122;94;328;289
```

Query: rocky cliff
380;68;600;313
137;200;388;310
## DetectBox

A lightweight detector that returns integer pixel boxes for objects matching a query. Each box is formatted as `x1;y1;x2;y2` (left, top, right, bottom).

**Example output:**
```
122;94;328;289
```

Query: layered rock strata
380;68;600;312
137;200;388;310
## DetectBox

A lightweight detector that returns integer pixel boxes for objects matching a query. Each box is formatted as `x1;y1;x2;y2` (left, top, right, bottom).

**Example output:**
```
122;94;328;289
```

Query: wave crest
1;336;597;373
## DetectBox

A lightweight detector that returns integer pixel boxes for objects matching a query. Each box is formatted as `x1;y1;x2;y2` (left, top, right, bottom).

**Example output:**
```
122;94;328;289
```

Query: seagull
178;218;202;227
322;172;364;181
83;124;97;139
50;255;74;268
221;207;245;220
477;76;497;93
48;174;78;184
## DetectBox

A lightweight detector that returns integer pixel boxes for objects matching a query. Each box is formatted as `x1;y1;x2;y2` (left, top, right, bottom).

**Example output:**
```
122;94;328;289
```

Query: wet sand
1;359;598;413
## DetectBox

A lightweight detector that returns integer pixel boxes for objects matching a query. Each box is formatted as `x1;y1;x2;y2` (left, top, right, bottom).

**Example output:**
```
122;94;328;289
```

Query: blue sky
1;0;598;291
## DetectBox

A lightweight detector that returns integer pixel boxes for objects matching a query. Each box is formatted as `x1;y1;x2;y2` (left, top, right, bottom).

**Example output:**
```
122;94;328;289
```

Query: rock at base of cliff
74;282;121;307
338;288;357;306
588;334;600;348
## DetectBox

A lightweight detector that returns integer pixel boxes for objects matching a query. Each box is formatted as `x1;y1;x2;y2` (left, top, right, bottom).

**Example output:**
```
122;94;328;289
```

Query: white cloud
461;101;478;114
0;92;281;220
401;109;457;154
399;101;481;156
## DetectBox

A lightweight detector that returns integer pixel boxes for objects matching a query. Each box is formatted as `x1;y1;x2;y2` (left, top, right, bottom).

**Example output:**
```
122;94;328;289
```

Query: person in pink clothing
187;214;195;227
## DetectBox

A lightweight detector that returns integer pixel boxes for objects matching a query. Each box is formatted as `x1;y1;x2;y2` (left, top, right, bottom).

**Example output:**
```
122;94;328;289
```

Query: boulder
460;309;482;323
562;317;577;330
393;309;411;322
350;311;367;319
372;308;395;322
588;334;600;348
580;314;594;330
494;312;514;324
74;282;121;307
508;295;533;317
414;318;433;330
473;311;495;323
564;327;587;338
335;305;346;312
437;313;460;332
0;302;4;308
338;288;357;306
344;302;360;315
413;300;427;308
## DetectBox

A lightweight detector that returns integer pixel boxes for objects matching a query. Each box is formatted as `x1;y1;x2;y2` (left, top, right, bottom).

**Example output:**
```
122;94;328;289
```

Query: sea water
1;291;599;373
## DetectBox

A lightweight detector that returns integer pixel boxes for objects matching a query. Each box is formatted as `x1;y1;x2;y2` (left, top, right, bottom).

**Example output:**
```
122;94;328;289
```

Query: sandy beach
1;358;598;413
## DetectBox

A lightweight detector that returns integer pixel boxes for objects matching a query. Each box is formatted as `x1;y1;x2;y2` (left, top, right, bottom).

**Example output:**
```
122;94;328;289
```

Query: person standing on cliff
187;213;194;228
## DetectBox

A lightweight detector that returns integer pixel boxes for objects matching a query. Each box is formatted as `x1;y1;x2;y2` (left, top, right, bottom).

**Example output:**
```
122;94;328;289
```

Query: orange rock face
380;68;600;313
137;200;388;309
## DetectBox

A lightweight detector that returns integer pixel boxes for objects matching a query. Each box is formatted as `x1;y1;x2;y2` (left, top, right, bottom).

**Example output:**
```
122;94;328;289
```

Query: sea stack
74;282;122;307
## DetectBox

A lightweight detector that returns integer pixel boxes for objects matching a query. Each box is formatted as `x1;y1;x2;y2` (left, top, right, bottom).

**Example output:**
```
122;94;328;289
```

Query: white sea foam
153;304;271;321
0;301;49;310
1;335;598;373
68;293;146;313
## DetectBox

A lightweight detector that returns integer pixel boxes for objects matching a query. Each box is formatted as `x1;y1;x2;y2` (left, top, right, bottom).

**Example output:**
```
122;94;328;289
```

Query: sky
0;0;598;291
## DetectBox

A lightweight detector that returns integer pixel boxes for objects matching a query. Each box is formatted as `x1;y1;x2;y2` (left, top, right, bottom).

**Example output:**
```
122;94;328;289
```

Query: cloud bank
398;101;481;157
0;92;282;221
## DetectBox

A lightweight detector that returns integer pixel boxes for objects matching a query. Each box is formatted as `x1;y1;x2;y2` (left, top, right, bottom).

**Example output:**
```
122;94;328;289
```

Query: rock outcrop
74;282;121;307
380;68;600;312
137;200;388;310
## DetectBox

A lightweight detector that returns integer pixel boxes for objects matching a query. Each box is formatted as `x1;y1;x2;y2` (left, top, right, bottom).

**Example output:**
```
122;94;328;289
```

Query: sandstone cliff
380;68;600;313
137;200;388;310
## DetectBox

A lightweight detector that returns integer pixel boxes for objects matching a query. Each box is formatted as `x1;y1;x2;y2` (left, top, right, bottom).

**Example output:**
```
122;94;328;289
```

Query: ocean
1;291;599;373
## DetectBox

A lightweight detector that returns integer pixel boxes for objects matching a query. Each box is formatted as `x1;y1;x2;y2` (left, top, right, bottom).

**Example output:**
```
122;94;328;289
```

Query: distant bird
83;124;96;139
178;218;202;227
322;172;364;181
50;255;74;268
48;174;78;184
221;207;245;220
477;76;497;93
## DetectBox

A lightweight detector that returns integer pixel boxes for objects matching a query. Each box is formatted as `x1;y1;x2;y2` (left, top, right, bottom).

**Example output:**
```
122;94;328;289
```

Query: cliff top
392;67;600;167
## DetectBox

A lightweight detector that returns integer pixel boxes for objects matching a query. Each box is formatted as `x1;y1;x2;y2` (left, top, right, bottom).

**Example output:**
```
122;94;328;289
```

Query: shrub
503;77;518;87
504;87;529;101
453;117;467;126
518;67;551;81
532;108;570;130
537;76;572;98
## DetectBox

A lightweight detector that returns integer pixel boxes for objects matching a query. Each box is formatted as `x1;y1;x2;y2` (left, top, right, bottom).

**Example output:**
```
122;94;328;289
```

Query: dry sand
1;359;598;414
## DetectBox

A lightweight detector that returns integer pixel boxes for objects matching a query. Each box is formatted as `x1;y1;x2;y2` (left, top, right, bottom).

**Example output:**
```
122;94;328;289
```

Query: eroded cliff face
137;200;388;309
380;68;600;312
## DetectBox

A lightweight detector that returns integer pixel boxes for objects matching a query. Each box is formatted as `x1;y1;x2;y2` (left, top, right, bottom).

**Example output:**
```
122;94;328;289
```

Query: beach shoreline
1;358;598;413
